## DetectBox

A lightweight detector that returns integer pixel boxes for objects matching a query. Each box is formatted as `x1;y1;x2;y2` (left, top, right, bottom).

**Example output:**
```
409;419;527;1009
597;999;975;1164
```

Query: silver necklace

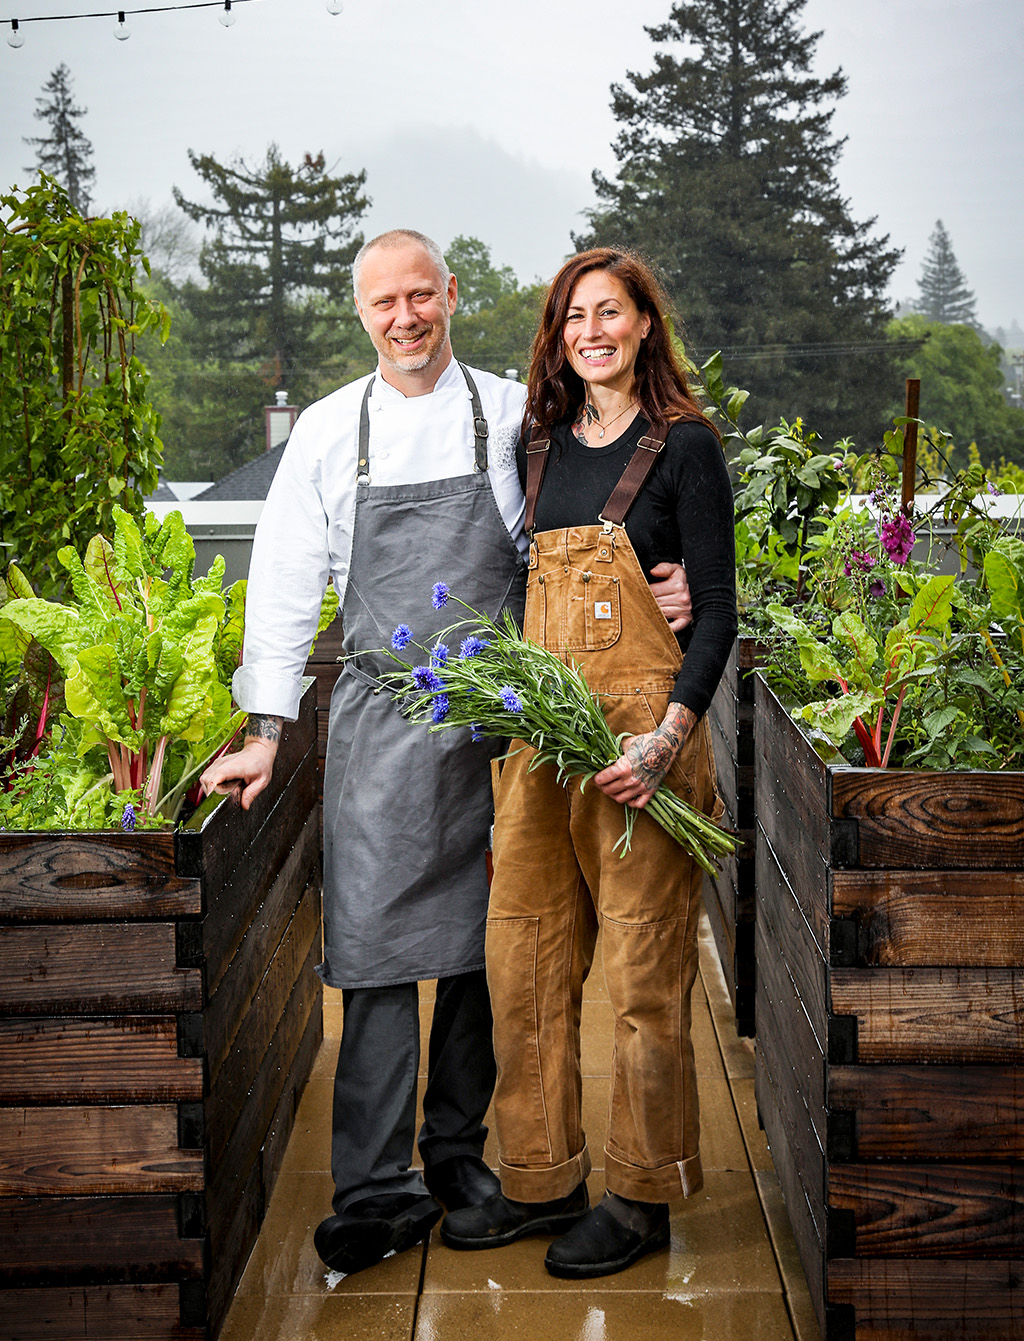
583;399;636;440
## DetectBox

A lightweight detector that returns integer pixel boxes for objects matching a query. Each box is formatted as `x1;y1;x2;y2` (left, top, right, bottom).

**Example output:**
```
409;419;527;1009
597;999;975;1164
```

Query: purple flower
391;624;413;651
880;515;915;565
869;580;886;599
412;665;443;691
431;582;450;610
843;548;876;577
459;635;488;658
431;643;449;667
120;803;137;832
986;481;1001;497
499;686;523;714
432;694;450;724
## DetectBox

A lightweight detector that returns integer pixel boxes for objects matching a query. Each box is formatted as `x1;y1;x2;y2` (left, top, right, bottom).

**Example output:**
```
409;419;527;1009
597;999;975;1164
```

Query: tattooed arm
200;713;283;812
593;702;697;809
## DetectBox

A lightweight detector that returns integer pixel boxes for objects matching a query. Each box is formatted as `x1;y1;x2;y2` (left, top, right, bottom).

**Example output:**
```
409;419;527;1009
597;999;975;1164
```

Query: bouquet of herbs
372;584;736;876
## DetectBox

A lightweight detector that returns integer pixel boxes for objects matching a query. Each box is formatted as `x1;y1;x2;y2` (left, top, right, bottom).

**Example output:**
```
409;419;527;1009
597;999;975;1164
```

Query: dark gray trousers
330;969;496;1214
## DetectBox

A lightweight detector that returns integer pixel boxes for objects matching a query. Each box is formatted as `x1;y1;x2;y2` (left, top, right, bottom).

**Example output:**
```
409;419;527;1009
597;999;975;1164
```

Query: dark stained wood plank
0;1196;203;1284
206;935;320;1251
203;809;320;1086
829;1065;1024;1159
207;883;321;1165
206;1160;261;1338
831;869;1024;967
829;1162;1024;1257
261;993;322;1210
756;915;827;1150
200;746;319;1000
0;1106;202;1195
756;1047;826;1338
0;1019;202;1104
827;1258;1024;1339
0;835;199;923
757;832;828;1050
832;769;1024;870
0;1283;203;1340
0;925;201;1015
755;678;832;954
831;968;1024;1064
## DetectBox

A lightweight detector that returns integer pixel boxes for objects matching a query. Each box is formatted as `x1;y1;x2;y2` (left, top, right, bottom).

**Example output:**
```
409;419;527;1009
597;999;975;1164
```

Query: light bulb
327;0;344;13
8;19;24;47
219;2;236;26
114;11;131;40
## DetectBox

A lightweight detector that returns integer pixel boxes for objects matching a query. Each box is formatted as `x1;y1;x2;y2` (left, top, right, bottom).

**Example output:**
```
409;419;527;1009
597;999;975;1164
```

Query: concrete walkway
220;913;820;1341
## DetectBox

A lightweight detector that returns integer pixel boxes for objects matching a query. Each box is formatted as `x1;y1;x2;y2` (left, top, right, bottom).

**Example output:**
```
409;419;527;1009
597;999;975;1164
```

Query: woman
441;248;738;1277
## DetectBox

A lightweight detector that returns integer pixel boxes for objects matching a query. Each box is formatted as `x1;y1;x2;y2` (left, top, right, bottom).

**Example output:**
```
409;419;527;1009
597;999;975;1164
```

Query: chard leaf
796;688;879;747
2;598;83;676
908;574;955;633
833;611;878;689
65;644;138;747
85;534;127;610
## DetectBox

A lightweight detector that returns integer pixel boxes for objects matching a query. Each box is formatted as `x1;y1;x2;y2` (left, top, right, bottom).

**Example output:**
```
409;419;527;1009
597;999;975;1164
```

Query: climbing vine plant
0;174;168;597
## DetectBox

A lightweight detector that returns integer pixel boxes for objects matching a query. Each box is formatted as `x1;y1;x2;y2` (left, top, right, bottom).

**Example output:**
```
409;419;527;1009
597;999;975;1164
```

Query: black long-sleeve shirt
516;415;737;719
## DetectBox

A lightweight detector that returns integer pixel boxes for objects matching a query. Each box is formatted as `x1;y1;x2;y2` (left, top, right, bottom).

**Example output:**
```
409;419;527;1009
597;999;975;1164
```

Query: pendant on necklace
597;427;605;439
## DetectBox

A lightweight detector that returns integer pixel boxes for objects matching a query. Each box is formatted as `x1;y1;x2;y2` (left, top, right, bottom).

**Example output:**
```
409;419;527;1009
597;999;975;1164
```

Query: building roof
193;444;286;501
145;480;179;502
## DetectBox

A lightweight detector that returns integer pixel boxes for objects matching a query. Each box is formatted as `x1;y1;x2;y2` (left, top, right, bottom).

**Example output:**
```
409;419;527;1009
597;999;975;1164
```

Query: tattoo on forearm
625;703;697;790
246;714;280;744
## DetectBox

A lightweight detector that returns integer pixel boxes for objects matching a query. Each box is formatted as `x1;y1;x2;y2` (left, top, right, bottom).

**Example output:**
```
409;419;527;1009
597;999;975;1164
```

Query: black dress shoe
440;1183;589;1249
314;1193;442;1275
544;1192;669;1278
423;1155;502;1211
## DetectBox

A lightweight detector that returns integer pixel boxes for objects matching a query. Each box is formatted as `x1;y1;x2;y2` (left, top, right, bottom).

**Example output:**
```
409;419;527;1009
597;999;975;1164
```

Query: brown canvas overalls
486;422;721;1204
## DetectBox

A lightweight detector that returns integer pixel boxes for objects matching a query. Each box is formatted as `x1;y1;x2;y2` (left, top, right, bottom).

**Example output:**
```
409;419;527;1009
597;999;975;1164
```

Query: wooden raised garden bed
703;634;760;1035
754;674;1024;1339
0;681;322;1341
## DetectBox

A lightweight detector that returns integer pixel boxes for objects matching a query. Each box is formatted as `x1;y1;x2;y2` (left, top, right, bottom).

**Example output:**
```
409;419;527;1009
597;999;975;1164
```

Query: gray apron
319;364;526;989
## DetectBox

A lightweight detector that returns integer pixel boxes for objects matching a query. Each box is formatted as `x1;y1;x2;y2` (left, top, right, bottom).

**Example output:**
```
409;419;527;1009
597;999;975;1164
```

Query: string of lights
6;0;345;46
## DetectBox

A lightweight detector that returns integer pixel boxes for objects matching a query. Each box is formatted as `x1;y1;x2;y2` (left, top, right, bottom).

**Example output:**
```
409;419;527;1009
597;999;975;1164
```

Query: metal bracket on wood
179;1281;207;1329
830;819;859;867
178;1101;205;1149
828;1015;858;1064
177;1191;206;1239
827;1111;857;1162
177;1011;205;1058
826;1207;857;1257
829;918;859;967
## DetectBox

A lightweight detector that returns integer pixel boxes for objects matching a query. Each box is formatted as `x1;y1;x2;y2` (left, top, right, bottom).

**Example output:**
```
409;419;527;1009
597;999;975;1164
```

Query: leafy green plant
0;174;167;597
2;506;245;825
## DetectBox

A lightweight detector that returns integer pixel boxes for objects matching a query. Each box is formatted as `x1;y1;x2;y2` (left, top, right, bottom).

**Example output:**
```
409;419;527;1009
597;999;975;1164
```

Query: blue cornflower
459;635;488;658
432;694;451;724
431;643;449;667
391;623;413;651
499;686;524;714
412;665;443;691
431;581;450;610
121;802;137;832
471;723;484;741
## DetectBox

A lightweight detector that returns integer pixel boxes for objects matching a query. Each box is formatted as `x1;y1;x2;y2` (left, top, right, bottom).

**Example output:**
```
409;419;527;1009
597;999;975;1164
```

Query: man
201;229;691;1277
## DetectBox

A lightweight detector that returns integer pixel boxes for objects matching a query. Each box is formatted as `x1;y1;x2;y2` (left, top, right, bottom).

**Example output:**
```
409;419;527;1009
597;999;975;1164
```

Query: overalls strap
599;419;669;527
523;423;550;536
356;363;489;484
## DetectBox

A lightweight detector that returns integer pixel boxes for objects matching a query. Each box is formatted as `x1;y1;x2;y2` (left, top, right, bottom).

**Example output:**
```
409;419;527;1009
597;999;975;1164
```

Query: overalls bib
486;422;720;1204
319;364;526;989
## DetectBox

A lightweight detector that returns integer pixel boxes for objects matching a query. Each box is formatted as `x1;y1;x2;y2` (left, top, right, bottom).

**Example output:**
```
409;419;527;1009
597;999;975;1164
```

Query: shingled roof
193;444;286;501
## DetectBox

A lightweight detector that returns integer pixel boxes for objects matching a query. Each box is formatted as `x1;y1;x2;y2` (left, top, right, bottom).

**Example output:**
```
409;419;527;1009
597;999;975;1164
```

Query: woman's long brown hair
524;247;717;438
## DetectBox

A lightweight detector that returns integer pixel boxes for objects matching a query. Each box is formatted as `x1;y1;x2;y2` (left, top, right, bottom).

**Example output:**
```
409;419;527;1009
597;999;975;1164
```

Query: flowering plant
367;584;736;876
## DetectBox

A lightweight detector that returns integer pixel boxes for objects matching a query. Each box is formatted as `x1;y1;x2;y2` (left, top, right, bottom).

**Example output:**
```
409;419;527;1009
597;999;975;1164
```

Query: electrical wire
4;0;261;23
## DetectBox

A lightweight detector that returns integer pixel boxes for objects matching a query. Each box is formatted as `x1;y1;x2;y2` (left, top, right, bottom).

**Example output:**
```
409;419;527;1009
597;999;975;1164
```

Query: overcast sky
1;0;1022;331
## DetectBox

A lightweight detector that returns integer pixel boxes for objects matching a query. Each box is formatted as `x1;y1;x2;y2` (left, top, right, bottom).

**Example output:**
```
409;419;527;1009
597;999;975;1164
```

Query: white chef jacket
233;358;528;720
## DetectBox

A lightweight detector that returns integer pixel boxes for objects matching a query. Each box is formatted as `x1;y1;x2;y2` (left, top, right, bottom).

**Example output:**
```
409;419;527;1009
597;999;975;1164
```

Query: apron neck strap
599;419;669;528
356;363;491;484
523;423;550;537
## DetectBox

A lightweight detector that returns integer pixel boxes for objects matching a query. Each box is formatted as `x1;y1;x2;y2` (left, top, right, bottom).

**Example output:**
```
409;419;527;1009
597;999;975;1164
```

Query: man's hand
650;561;692;631
200;714;282;811
594;703;695;808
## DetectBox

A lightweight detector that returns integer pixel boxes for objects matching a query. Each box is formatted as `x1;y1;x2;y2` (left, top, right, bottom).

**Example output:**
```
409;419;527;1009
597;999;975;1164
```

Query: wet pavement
220;912;820;1341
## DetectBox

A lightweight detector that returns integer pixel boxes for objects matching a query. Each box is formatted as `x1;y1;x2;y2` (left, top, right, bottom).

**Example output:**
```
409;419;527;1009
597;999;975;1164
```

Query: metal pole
902;378;920;515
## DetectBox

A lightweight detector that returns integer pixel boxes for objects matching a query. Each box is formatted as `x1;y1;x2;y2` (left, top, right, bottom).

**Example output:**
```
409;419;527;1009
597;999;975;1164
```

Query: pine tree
23;64;96;214
577;0;902;444
917;220;978;326
173;144;369;395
